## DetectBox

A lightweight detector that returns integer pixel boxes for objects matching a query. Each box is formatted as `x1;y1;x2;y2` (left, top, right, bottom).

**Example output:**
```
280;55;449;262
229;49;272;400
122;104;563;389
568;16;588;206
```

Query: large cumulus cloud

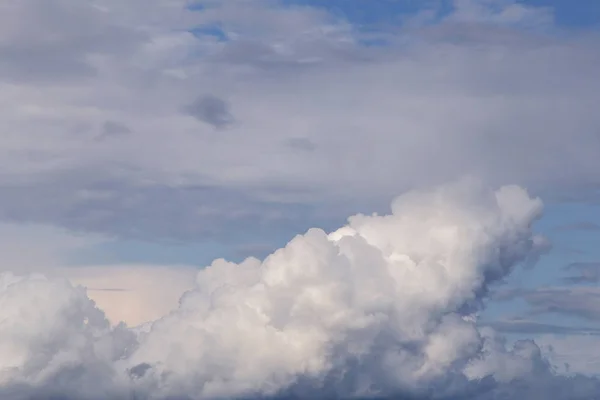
0;273;135;399
3;183;596;399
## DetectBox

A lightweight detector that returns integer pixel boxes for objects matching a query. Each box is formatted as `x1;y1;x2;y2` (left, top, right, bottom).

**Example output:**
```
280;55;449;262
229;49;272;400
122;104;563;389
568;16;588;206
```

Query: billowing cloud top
2;183;590;400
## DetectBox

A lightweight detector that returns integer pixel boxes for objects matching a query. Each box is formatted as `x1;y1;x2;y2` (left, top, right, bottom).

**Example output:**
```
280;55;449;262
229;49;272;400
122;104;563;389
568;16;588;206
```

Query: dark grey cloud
183;95;235;129
0;167;339;244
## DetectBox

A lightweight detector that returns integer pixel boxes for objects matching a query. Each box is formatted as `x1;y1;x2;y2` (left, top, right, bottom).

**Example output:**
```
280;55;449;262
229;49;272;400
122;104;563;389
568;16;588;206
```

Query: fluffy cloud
0;273;135;400
4;183;598;399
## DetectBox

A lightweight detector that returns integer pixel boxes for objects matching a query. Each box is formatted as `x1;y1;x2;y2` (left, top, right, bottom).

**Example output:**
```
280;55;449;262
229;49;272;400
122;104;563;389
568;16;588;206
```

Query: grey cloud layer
0;169;331;242
0;0;599;241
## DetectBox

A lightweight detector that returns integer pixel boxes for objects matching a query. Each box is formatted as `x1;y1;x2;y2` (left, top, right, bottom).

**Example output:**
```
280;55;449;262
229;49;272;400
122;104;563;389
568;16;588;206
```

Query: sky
1;0;600;399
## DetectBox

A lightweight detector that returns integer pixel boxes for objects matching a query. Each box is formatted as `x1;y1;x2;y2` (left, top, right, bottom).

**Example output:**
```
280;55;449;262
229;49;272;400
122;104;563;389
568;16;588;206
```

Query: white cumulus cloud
3;182;593;399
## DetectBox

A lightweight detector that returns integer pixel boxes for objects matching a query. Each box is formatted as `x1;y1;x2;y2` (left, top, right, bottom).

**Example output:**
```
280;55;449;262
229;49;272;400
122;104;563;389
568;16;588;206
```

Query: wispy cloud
483;318;600;335
562;262;600;284
493;286;600;321
554;222;600;232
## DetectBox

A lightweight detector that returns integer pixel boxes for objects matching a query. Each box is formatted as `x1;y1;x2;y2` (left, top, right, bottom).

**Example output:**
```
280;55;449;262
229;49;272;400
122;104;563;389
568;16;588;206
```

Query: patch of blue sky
190;24;228;42
186;1;206;12
280;0;600;30
483;199;600;325
281;0;426;24
489;201;600;298
539;201;600;258
67;238;233;268
519;0;600;28
280;0;449;30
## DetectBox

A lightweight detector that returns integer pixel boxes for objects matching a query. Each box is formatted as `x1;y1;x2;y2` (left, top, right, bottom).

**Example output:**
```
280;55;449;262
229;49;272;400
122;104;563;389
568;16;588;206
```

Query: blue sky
281;0;600;28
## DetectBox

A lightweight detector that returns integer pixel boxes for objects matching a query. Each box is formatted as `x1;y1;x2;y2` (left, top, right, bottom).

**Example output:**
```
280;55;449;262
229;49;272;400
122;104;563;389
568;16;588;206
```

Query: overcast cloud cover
1;0;600;399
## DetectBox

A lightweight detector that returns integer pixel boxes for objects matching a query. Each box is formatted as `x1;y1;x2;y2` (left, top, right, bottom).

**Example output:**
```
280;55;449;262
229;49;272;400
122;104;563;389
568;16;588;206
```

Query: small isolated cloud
286;137;317;152
97;120;131;140
183;95;235;129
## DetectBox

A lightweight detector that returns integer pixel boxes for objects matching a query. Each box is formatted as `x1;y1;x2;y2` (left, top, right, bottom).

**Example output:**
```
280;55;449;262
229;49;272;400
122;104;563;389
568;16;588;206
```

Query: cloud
0;0;598;243
483;318;600;335
562;262;600;284
3;182;587;399
97;120;132;140
0;0;144;83
286;137;317;152
494;286;600;321
553;222;600;232
3;182;600;398
0;222;200;327
0;273;136;399
0;171;332;242
2;2;600;397
537;334;600;376
183;94;235;129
